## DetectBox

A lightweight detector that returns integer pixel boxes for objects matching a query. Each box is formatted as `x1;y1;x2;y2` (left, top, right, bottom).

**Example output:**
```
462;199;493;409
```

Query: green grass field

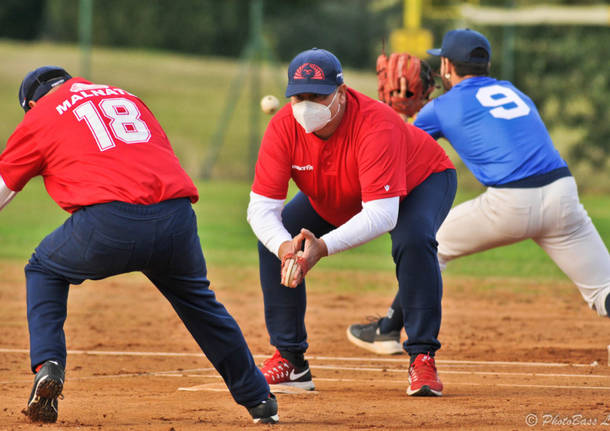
1;178;609;287
0;40;608;290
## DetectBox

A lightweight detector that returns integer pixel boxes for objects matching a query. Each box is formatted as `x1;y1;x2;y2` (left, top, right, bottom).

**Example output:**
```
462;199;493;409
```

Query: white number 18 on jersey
74;98;151;151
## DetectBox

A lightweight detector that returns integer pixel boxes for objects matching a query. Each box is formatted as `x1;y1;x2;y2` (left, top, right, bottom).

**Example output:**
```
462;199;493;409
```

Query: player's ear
444;58;456;75
28;100;37;110
337;84;347;103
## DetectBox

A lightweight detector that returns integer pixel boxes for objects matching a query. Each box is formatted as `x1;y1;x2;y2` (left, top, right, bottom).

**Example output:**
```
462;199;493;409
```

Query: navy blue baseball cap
19;66;72;112
285;48;344;97
427;29;491;64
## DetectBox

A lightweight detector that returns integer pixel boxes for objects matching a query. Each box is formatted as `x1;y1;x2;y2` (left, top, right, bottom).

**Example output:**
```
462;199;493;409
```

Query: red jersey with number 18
252;87;454;227
0;78;198;213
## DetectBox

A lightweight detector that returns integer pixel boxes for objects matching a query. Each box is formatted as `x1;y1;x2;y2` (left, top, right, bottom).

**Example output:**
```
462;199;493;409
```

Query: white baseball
281;251;304;287
260;95;280;114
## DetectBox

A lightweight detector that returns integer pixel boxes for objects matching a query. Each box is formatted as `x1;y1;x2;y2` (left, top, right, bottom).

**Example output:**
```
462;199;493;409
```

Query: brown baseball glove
377;52;436;117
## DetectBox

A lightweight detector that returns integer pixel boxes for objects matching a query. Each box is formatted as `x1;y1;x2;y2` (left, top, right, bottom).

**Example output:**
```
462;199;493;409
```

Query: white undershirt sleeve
0;175;17;212
321;196;399;255
247;191;292;258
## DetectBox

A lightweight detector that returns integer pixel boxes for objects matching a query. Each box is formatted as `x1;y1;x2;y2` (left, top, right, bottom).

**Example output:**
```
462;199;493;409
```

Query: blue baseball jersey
414;76;567;186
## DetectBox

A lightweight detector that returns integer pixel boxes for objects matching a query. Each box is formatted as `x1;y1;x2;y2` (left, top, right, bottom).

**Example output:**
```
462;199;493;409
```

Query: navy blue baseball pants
25;198;268;408
258;169;457;357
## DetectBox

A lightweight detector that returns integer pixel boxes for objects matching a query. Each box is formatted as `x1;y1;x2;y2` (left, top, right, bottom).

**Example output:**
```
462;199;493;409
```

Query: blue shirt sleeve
413;101;443;139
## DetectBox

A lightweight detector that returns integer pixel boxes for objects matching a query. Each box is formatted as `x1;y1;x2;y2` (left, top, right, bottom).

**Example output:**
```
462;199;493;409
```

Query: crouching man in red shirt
247;48;457;397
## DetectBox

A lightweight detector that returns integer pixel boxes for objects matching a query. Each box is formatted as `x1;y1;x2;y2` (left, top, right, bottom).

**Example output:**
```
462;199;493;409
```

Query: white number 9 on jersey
475;85;530;120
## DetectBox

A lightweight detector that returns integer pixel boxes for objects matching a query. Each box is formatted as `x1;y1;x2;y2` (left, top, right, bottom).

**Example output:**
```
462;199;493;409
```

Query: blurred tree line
1;0;607;180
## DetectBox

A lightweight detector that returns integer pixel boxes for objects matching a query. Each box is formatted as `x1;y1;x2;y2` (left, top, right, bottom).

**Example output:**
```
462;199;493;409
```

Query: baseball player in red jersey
0;66;278;424
247;48;457;397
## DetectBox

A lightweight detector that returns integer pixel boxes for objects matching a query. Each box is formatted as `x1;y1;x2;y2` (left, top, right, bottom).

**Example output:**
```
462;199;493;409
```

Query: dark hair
420;59;436;95
451;48;490;76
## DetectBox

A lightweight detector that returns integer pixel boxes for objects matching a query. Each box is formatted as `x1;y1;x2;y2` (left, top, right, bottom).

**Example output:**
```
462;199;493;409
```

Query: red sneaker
260;350;315;390
407;353;443;396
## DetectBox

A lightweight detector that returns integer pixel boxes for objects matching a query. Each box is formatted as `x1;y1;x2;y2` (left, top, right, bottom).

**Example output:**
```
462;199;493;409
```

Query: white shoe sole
253;413;280;424
346;327;403;355
270;380;315;391
407;385;443;396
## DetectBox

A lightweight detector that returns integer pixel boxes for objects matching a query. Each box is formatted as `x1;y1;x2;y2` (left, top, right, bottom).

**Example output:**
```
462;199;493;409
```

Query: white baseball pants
437;176;610;316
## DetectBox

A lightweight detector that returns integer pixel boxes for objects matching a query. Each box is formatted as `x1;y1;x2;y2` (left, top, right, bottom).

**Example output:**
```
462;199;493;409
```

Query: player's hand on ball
260;95;280;115
278;229;327;288
281;250;307;288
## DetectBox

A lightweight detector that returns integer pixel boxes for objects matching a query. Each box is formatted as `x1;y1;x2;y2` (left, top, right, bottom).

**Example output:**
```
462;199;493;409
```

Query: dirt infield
1;261;609;430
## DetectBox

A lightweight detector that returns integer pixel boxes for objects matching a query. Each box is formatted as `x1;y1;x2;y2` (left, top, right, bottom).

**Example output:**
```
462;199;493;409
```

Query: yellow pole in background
405;0;421;29
390;0;432;57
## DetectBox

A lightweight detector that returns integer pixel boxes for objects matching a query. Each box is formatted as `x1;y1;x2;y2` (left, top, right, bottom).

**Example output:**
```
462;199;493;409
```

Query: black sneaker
23;360;64;423
247;393;279;424
347;318;403;355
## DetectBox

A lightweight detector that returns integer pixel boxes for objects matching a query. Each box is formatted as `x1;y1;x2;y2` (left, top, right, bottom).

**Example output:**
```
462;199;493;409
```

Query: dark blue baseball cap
19;66;72;112
285;48;344;97
427;29;491;64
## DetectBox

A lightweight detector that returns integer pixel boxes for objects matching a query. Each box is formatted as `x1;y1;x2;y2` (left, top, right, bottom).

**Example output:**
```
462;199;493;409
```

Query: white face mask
292;90;340;134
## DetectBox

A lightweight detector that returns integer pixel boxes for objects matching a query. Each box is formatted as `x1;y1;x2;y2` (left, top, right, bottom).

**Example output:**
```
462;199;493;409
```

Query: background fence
0;0;608;191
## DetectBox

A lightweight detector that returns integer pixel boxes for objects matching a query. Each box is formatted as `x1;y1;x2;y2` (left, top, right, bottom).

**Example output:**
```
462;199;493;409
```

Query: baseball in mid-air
260;95;280;114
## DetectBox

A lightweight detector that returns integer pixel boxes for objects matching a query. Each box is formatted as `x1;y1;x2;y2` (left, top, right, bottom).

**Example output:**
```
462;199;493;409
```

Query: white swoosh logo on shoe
289;368;310;380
